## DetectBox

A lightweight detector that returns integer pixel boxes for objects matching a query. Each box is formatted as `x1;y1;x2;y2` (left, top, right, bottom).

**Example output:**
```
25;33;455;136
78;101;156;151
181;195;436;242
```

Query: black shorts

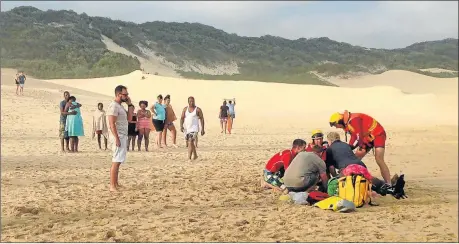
152;119;165;132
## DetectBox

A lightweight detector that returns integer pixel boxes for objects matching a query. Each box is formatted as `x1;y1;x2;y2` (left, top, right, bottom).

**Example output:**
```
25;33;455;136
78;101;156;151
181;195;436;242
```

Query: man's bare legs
187;138;198;161
110;162;121;192
375;147;391;184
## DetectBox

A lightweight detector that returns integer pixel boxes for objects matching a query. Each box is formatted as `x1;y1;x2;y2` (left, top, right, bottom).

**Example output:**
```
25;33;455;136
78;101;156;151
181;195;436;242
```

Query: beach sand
1;68;458;242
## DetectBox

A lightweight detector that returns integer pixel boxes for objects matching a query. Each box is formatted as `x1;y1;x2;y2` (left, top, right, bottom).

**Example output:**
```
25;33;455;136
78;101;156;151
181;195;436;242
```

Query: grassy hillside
1;6;458;84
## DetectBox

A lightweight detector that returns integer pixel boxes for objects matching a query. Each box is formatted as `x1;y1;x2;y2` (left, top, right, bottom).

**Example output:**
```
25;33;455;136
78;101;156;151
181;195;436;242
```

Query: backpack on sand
327;177;339;196
338;174;372;208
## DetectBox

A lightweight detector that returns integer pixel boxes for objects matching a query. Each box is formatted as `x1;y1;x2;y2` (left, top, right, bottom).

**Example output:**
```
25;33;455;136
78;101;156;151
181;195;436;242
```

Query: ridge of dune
41;69;458;128
329;70;458;96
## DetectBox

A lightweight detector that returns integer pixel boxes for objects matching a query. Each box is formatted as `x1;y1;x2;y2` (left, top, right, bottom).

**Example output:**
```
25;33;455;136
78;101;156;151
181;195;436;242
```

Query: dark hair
228;100;232;104
139;100;148;106
68;96;76;102
311;145;323;153
157;94;163;99
64;91;70;96
292;139;307;147
164;95;170;100
115;85;127;95
97;102;103;107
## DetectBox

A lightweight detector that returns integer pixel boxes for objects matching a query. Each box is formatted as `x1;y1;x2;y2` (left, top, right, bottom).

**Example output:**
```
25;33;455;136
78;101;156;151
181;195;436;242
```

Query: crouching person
262;139;307;191
283;145;329;193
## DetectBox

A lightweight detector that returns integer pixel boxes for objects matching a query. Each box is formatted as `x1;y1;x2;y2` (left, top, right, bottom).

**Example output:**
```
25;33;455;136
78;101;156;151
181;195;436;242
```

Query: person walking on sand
92;103;108;150
137;100;152;151
17;72;26;96
228;98;236;125
107;85;134;192
151;94;166;149
219;100;230;134
180;96;205;161
127;112;138;151
65;96;84;152
59;91;80;152
162;95;178;148
15;73;20;95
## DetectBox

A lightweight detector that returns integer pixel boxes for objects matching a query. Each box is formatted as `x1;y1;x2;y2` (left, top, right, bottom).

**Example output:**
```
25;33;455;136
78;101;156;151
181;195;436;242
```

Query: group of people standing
59;91;84;152
219;99;236;134
14;72;27;96
105;85;205;192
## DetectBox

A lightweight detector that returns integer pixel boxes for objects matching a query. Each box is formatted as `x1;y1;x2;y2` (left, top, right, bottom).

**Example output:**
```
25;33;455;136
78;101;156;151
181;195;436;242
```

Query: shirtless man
180;97;205;161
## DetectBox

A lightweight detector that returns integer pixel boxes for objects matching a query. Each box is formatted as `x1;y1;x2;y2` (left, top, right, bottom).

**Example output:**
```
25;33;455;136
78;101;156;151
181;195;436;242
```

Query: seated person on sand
282;146;329;193
325;132;406;199
262;139;307;191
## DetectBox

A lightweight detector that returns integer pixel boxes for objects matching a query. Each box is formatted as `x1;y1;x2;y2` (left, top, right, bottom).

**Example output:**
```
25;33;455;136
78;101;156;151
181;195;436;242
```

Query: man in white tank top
180;96;205;161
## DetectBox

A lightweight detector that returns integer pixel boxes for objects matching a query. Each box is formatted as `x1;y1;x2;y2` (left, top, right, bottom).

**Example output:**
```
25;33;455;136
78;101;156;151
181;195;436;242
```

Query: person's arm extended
63;103;76;115
198;108;205;135
328;166;337;177
180;107;186;132
319;172;329;191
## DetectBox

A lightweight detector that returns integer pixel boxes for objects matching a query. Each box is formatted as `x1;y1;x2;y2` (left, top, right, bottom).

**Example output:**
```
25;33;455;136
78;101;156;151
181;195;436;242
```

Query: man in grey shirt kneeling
283;145;329;193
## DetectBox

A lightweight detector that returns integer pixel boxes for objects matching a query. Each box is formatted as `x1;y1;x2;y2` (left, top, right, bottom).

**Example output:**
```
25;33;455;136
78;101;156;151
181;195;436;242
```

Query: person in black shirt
219;100;230;134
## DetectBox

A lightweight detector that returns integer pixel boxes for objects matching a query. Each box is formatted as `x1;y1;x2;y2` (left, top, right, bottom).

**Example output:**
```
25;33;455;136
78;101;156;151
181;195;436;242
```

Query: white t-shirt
107;101;128;136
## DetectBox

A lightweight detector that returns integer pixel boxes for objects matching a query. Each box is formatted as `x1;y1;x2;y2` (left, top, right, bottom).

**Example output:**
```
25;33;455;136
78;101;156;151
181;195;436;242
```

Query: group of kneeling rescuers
262;110;407;209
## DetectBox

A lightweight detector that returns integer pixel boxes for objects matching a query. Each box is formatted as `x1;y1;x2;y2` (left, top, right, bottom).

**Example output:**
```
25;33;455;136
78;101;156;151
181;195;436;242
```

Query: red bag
307;191;329;205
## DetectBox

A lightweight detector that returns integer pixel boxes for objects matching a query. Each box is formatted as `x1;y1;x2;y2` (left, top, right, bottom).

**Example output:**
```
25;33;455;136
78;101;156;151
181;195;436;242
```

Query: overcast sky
1;1;458;49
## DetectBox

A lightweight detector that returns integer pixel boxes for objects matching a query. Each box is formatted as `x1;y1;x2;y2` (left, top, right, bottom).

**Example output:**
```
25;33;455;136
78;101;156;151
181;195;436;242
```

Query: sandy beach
1;68;458;242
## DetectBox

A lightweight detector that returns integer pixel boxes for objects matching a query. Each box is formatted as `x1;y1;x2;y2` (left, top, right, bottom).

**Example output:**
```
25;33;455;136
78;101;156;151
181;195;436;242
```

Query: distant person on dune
17;72;26;96
92;103;108;150
137;101;152;151
107;85;134;192
329;110;392;184
65;96;84;152
228;98;236;126
14;73;20;95
127;112;138;151
162;95;178;148
151;95;166;149
59;91;79;152
180;96;205;161
219;100;230;134
262;139;307;191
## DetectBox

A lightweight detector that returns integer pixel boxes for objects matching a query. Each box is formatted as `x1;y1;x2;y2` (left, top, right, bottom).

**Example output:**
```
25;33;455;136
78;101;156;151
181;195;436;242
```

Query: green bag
327;177;339;196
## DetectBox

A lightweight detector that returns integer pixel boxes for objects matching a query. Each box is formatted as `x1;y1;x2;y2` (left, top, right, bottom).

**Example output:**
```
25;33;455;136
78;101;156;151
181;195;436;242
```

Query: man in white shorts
107;85;134;192
180;96;205;161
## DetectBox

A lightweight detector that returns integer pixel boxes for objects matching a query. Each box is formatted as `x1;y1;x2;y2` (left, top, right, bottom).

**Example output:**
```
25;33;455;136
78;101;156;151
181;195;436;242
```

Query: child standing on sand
92;103;108;150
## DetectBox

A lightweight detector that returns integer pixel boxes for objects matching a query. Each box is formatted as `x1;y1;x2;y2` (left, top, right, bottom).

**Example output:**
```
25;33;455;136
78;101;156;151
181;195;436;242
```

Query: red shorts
364;132;386;151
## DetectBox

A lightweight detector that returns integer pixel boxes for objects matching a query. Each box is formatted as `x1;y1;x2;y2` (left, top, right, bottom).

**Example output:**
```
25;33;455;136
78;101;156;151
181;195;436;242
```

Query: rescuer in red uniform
329;110;391;184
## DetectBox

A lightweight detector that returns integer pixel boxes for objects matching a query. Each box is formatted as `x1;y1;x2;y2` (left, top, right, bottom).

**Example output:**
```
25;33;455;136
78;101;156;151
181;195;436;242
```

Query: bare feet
172;144;178;148
110;186;119;192
193;155;198;160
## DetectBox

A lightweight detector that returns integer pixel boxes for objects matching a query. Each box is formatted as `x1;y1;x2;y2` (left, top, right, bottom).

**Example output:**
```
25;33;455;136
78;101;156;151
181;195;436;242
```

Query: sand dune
1;68;458;242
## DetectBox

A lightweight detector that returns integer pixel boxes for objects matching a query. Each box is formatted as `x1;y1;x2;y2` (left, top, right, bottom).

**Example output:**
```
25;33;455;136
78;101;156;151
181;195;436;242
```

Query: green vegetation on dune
0;6;140;79
1;6;458;83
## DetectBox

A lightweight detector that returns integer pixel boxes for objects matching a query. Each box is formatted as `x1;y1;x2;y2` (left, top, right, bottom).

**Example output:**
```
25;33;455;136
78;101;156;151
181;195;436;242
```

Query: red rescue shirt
265;149;296;173
345;113;385;148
